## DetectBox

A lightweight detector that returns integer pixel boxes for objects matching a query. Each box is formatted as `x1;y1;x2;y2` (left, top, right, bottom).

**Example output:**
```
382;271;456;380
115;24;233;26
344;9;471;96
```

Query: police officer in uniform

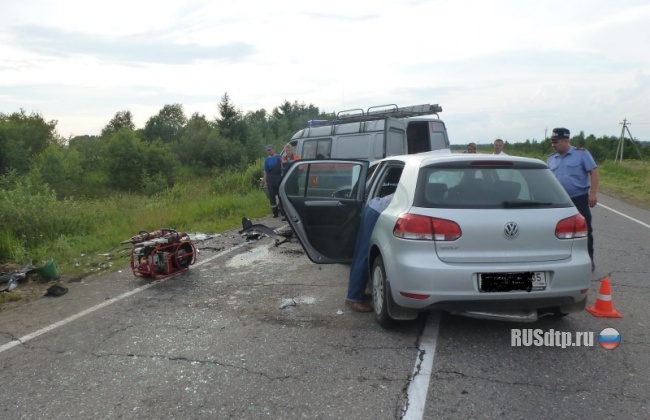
547;128;599;271
263;144;282;218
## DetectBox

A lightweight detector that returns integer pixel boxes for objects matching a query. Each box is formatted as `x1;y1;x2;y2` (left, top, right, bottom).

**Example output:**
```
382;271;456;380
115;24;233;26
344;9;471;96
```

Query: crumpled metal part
239;217;287;245
1;261;34;293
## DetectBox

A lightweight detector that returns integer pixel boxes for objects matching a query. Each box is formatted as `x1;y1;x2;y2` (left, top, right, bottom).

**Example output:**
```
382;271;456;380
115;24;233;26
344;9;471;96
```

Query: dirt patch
0;263;75;312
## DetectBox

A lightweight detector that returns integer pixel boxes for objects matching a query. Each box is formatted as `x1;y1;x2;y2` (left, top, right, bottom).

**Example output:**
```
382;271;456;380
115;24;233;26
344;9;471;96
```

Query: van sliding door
384;118;406;157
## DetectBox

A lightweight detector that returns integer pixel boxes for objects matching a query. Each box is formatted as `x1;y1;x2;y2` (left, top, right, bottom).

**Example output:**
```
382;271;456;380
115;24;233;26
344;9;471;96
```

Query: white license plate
479;272;546;292
531;272;546;290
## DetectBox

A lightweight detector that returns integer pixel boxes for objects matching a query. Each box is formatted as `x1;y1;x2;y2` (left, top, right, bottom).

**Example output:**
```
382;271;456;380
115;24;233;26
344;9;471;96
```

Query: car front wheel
372;255;396;328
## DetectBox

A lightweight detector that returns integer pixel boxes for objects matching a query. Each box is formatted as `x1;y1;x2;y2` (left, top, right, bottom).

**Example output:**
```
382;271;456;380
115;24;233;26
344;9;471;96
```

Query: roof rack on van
306;103;442;127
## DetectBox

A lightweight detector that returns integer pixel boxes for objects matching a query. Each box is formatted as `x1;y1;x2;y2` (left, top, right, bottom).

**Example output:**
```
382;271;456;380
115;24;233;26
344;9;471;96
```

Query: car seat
425;183;448;204
496;180;521;202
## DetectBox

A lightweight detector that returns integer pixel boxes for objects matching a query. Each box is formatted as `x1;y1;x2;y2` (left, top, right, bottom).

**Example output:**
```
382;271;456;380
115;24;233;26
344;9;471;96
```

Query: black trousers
571;194;594;260
267;180;281;216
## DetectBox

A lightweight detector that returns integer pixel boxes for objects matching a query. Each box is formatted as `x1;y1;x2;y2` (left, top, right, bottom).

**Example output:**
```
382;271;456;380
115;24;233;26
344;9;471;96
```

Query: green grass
0;291;22;305
0;169;269;281
598;160;650;209
51;187;269;278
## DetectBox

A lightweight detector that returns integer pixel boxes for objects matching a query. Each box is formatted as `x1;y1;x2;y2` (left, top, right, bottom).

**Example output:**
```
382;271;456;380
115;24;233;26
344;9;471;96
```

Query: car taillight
393;214;462;241
555;214;588;239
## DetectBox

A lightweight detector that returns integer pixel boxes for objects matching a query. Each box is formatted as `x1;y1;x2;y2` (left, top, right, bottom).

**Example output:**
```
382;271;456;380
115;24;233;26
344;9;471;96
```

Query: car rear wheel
372;255;396;328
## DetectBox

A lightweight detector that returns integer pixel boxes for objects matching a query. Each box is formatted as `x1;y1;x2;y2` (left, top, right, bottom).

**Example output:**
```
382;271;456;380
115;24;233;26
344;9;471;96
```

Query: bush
212;160;263;195
0;171;95;262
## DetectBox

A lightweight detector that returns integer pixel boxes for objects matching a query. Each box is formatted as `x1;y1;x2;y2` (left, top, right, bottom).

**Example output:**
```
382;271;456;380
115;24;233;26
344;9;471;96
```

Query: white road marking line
0;241;250;355
402;311;441;420
598;203;650;229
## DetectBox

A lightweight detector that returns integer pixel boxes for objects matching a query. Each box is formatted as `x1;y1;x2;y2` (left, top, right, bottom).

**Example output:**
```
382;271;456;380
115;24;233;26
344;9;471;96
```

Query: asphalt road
1;193;648;419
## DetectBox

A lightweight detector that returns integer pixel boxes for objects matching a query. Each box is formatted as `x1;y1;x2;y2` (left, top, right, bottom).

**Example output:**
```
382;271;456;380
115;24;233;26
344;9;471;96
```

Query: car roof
378;151;547;168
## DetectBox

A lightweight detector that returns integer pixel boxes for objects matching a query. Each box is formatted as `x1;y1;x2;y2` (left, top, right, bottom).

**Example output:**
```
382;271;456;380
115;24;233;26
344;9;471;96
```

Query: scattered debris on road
1;261;35;292
45;284;68;297
279;298;297;309
239;217;288;245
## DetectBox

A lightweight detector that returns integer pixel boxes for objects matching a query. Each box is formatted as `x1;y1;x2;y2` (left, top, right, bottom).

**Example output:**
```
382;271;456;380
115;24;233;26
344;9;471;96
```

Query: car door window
302;163;359;198
279;161;368;263
369;164;404;200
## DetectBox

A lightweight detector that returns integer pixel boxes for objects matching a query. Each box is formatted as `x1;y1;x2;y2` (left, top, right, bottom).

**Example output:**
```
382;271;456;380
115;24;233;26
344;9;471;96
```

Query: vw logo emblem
504;222;519;239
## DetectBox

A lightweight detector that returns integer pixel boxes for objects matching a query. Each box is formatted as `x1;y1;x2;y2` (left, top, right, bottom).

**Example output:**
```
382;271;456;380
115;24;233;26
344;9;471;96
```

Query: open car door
279;160;368;264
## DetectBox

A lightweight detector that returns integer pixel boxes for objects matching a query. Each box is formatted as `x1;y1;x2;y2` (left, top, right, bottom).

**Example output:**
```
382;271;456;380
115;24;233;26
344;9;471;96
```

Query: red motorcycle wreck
122;228;197;280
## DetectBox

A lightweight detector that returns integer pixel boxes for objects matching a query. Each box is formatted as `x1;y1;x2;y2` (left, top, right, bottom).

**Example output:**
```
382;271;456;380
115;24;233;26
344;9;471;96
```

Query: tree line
1;93;646;200
471;134;646;162
0;93;328;198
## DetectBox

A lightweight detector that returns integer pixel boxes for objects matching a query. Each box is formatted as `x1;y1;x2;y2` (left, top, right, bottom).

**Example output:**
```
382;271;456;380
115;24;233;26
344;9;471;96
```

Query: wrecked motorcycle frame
122;228;196;280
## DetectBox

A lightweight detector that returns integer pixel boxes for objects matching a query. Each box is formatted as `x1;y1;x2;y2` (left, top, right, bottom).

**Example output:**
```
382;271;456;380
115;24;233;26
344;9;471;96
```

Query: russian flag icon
598;328;621;350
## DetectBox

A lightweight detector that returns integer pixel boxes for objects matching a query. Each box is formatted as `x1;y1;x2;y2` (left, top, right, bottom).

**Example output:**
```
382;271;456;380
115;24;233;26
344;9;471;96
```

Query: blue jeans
347;206;382;302
571;194;594;260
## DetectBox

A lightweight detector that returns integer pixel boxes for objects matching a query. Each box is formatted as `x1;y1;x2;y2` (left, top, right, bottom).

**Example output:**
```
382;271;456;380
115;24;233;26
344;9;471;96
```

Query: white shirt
369;193;394;213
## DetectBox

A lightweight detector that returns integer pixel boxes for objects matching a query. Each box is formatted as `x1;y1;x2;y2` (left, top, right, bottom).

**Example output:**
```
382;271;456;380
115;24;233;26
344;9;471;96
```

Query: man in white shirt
493;138;508;155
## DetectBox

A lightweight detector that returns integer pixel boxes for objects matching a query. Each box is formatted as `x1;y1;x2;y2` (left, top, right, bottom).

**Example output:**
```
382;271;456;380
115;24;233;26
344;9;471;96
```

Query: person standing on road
493;138;507;155
281;143;301;195
466;142;477;153
547;127;599;271
345;193;395;312
263;144;282;218
280;143;300;176
279;143;301;219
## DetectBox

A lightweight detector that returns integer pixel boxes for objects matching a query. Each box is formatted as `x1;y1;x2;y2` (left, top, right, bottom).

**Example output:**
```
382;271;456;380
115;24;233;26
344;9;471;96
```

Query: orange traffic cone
586;278;622;318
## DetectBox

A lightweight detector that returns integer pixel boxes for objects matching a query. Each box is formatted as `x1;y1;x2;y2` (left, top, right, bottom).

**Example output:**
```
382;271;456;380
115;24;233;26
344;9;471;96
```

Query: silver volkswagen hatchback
279;153;592;327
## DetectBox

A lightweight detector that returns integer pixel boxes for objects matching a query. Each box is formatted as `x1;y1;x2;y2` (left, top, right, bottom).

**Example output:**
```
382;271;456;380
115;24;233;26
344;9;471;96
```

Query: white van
289;103;450;162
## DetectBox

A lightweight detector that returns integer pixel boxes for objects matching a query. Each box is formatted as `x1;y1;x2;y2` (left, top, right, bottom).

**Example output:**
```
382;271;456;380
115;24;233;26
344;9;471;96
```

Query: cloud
1;0;649;142
10;25;255;65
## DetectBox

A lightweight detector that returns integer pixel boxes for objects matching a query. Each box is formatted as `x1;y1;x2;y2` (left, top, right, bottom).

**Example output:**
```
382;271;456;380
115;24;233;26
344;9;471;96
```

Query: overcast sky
1;0;649;145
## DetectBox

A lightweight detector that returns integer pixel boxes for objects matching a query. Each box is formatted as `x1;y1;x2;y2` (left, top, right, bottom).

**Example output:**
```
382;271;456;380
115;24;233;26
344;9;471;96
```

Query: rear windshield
414;163;573;209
